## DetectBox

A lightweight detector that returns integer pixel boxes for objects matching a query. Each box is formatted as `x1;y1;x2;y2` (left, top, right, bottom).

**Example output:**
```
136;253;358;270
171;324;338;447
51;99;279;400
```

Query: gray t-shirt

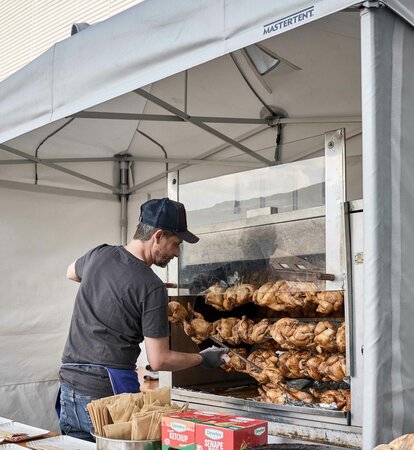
60;244;169;397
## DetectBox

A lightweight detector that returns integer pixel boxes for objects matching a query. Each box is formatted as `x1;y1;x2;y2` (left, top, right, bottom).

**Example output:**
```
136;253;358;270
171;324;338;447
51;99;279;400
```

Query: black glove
199;346;229;369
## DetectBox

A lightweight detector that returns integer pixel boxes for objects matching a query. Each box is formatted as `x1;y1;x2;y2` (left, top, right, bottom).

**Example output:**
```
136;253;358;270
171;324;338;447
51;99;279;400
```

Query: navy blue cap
140;198;199;244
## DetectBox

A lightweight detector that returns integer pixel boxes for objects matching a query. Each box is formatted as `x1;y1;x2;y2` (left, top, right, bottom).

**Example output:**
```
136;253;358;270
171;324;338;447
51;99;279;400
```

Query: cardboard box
196;416;267;450
162;411;231;449
162;410;267;450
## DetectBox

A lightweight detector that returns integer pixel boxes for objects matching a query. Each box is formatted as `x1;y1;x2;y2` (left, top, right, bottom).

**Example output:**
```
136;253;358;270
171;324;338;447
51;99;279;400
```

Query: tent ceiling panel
260;16;361;117
0;9;363;197
5;119;73;152
40;118;137;158
0;0;362;145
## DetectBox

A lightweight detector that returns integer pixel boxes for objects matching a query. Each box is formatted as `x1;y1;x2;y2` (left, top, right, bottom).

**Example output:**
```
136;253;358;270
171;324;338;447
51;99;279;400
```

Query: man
59;198;227;441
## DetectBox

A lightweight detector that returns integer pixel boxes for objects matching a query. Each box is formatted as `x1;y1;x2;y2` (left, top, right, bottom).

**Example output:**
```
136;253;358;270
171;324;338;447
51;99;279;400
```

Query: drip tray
175;382;259;400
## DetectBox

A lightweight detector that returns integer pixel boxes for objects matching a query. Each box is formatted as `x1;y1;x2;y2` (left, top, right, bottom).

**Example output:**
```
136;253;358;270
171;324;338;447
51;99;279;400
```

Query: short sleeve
74;244;107;280
142;285;169;338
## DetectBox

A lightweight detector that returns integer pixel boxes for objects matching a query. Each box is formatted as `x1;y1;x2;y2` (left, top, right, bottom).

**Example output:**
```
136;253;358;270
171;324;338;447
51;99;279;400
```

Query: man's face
153;233;182;268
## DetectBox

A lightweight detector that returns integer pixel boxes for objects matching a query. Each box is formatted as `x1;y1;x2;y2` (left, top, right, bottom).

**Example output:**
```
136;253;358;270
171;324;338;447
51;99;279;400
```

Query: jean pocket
59;399;72;435
60;399;68;422
83;404;93;431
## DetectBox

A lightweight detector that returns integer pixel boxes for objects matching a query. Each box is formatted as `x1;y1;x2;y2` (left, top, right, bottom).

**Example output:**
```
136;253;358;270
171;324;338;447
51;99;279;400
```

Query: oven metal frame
162;130;363;448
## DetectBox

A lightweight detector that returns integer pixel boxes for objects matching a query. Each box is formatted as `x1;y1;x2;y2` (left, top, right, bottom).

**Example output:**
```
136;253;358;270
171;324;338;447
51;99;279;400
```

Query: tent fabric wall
0;188;119;430
0;0;357;145
361;6;414;448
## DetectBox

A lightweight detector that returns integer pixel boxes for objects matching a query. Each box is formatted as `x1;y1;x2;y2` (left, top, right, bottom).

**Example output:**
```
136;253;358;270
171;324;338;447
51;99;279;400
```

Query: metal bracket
362;1;382;8
354;252;364;264
167;171;179;297
116;154;131;245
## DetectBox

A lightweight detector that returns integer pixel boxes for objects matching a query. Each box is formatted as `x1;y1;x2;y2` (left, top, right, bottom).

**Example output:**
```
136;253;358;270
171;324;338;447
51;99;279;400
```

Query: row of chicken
224;346;346;383
259;383;350;411
169;301;345;354
223;345;349;411
204;280;344;316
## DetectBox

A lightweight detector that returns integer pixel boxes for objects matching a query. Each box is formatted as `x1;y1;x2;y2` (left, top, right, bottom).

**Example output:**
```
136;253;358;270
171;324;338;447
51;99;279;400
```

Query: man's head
133;198;199;267
138;198;199;243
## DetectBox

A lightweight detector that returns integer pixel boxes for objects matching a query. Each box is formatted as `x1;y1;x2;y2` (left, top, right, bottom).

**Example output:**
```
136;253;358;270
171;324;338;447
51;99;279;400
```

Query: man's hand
199;346;230;369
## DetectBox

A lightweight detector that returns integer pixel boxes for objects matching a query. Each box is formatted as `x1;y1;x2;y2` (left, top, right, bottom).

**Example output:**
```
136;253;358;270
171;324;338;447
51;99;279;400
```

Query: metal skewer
209;336;263;373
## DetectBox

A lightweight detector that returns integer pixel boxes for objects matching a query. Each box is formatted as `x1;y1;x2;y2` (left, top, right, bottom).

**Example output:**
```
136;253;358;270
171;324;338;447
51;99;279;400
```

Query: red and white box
162;410;267;450
162;410;232;449
196;415;267;450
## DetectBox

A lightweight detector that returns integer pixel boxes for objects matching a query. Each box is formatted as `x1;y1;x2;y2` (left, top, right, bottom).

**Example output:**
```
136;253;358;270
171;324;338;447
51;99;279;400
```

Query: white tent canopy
0;1;413;448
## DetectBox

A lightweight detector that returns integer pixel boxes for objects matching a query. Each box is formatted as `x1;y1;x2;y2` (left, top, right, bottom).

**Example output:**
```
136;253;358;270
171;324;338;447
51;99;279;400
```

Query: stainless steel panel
167;171;179;295
172;389;362;448
324;129;346;291
349;210;364;427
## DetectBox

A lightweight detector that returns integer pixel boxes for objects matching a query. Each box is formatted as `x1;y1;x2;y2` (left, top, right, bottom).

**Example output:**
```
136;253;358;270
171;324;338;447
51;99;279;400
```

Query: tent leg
119;157;130;245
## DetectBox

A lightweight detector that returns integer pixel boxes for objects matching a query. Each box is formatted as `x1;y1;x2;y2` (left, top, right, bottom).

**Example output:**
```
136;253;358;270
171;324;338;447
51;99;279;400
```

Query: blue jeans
59;382;96;442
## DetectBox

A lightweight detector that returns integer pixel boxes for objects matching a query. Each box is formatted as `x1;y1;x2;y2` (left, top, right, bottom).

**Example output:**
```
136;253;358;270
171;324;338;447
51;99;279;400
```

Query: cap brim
176;230;199;244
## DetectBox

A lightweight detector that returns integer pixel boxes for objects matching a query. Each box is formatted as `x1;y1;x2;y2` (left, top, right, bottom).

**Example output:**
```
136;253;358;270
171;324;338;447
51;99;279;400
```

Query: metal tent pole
119;156;130;245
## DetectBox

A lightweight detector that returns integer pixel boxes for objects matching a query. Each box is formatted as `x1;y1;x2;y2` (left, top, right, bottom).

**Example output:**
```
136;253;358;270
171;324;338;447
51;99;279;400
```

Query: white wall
0;187;119;430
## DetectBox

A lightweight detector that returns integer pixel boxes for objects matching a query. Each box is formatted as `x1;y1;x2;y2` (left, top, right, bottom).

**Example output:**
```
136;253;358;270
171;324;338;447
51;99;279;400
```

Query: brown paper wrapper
103;422;132;440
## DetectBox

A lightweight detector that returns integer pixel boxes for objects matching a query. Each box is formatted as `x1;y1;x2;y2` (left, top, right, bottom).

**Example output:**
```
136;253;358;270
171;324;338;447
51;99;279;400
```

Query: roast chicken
252;282;278;309
233;315;255;344
204;284;227;311
223;283;256;310
250;366;284;385
259;383;287;404
259;383;315;405
274;280;317;310
303;353;330;381
246;348;277;371
311;388;350;411
250;318;271;344
221;348;248;372
285;385;315;404
320;354;347;382
374;434;414;450
336;322;346;353
253;280;319;313
168;301;188;324
314;321;338;353
314;291;344;315
204;283;255;311
268;318;299;349
211;317;240;345
182;303;213;344
289;322;316;350
280;351;312;379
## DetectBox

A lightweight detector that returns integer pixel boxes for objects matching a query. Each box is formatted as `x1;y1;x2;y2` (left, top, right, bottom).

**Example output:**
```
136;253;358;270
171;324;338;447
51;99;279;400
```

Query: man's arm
144;336;202;371
67;260;81;282
144;337;228;371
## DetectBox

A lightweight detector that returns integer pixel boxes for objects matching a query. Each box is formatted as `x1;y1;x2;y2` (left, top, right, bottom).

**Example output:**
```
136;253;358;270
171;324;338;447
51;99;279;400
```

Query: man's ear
153;229;164;243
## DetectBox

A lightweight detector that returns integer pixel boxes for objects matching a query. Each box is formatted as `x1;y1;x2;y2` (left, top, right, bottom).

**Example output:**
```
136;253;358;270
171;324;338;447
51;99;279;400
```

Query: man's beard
153;248;171;268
